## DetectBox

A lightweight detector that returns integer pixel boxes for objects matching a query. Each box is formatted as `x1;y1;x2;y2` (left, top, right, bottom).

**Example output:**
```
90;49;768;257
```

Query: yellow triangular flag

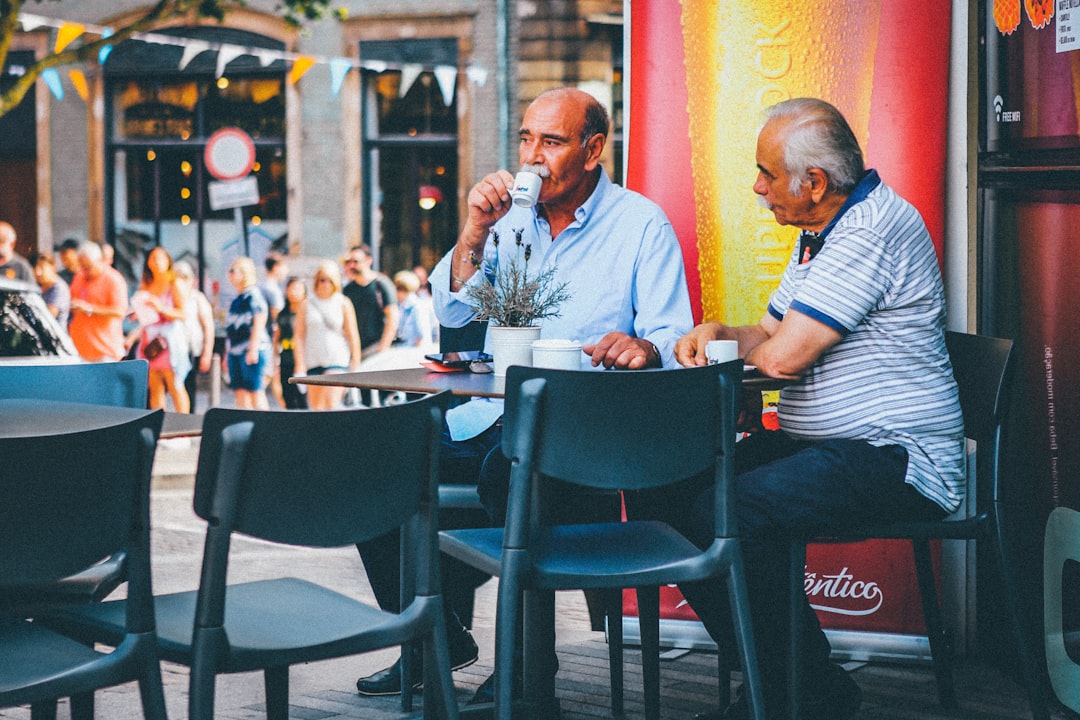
54;22;86;53
288;55;316;85
68;69;89;101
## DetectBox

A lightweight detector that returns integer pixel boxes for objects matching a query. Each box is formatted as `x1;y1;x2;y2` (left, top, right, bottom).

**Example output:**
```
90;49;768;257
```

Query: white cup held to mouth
511;171;542;208
531;338;583;370
705;340;738;365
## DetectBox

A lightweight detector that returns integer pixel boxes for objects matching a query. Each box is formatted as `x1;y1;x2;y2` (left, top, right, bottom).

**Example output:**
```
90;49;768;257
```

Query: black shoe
467;672;562;719
467;672;496;706
356;627;479;696
701;662;862;720
800;663;861;720
467;654;559;706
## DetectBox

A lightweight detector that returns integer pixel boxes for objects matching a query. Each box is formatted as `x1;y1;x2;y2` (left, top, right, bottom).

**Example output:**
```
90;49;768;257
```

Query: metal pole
496;0;511;169
234;207;249;257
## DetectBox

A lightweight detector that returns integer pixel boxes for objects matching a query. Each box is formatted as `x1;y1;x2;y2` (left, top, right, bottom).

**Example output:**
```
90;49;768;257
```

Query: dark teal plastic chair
41;394;461;720
0;403;165;720
440;362;764;720
787;332;1047;720
0;359;149;409
0;359;149;615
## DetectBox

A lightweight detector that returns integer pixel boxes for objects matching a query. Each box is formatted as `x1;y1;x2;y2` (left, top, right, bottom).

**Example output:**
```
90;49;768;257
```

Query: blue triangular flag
42;68;64;100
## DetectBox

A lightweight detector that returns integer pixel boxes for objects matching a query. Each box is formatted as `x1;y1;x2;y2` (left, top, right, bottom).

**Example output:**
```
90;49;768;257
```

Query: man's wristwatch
648;341;661;367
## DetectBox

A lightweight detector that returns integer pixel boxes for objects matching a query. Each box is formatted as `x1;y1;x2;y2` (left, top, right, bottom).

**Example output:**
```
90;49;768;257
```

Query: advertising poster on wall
625;0;951;652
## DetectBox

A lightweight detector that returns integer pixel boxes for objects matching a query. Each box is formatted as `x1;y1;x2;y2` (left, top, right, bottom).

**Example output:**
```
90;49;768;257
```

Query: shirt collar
816;168;881;242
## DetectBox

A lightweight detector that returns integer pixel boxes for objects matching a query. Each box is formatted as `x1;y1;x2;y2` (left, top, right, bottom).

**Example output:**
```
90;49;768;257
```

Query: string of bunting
14;12;484;104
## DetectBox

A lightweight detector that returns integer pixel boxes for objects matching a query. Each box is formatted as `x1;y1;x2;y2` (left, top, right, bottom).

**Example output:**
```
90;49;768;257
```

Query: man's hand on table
583;332;661;370
674;322;729;367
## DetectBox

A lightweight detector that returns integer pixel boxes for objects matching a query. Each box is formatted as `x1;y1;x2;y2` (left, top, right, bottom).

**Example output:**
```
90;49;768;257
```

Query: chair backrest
502;362;742;535
0;406;161;597
193;392;449;549
0;359;149;408
943;331;1015;508
944;331;1014;445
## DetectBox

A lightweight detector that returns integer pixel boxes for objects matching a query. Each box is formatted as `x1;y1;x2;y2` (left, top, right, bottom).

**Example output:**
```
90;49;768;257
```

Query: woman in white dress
292;260;362;409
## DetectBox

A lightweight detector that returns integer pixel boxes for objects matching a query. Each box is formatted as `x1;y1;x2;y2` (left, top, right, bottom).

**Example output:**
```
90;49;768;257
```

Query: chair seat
443;521;719;589
50;578;419;671
0;553;127;613
0;618;107;698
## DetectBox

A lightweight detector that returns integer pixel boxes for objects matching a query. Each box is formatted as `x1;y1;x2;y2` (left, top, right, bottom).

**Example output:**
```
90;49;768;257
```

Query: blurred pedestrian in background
33;252;71;327
56;238;80;284
0;221;33;282
174;260;215;413
131;246;191;413
294;260;361;410
69;242;128;362
393;269;437;350
272;276;308;409
224;257;271;410
342;244;398;360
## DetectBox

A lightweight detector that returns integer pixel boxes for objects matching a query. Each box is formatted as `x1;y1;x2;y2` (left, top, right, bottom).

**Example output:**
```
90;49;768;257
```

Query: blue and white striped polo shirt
767;171;965;513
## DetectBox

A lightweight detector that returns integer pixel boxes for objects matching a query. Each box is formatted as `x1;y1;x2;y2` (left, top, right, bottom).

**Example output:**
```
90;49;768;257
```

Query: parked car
0;278;78;360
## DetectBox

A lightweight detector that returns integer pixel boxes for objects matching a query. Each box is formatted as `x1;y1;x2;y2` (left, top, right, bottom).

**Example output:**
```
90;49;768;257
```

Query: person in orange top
68;241;128;362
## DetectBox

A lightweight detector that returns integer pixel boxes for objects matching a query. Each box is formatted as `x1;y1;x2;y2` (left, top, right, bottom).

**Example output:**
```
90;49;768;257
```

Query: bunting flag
178;41;209;71
41;68;63;100
98;28;114;65
53;21;85;53
329;57;351;96
288;55;316;85
433;64;457;107
215;45;245;78
68;68;89;100
466;65;488;87
15;11;491;103
398;63;422;98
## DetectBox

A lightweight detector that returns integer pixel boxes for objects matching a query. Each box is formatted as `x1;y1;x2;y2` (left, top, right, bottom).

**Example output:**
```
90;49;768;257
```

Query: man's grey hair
764;98;864;196
79;241;103;262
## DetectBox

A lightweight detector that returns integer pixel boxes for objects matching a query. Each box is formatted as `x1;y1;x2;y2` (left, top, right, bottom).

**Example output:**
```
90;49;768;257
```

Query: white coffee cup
705;340;738;365
510;171;543;208
531;338;583;370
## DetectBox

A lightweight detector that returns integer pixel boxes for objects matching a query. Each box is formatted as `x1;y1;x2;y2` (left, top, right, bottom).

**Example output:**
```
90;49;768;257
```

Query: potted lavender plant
465;227;571;374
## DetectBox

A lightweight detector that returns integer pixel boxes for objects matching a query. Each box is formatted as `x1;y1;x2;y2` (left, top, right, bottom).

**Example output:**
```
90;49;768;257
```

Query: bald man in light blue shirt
355;87;692;701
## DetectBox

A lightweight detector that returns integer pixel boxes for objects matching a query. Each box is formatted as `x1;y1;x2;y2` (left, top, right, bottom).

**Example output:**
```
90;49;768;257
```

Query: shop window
361;38;459;275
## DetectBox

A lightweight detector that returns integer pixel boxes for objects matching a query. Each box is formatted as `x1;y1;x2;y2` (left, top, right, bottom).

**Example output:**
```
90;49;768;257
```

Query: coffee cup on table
531;339;583;370
511;171;543;208
705;340;738;365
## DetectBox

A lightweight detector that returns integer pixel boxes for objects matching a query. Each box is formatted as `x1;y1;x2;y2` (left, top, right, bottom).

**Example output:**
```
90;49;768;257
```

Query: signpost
204;127;257;256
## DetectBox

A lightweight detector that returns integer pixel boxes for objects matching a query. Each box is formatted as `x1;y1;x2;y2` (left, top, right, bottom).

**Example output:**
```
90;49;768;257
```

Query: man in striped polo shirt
668;98;964;720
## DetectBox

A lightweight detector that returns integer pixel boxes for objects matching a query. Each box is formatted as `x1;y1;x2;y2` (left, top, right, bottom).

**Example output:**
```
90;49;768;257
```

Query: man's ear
583;133;606;170
806;168;830;203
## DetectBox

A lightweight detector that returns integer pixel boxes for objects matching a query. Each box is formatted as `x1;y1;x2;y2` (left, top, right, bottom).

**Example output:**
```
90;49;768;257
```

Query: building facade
1;0;622;307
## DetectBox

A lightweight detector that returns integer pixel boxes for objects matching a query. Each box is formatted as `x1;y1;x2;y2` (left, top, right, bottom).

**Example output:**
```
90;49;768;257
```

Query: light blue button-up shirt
431;170;693;440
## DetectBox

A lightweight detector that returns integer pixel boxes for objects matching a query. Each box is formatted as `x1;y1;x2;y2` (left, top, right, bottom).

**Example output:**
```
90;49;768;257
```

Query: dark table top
291;365;789;398
0;399;159;439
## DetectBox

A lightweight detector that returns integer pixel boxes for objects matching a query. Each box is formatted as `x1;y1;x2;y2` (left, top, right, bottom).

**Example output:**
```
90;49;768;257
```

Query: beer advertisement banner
626;1;950;636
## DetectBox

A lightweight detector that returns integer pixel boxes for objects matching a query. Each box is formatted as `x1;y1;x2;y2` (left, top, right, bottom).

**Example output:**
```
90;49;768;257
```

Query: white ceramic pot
489;325;542;376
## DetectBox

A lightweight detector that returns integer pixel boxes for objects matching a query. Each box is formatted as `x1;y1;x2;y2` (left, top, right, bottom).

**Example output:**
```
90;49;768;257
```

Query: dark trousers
356;420;621;628
624;430;945;713
356;423;502;622
183;355;201;413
